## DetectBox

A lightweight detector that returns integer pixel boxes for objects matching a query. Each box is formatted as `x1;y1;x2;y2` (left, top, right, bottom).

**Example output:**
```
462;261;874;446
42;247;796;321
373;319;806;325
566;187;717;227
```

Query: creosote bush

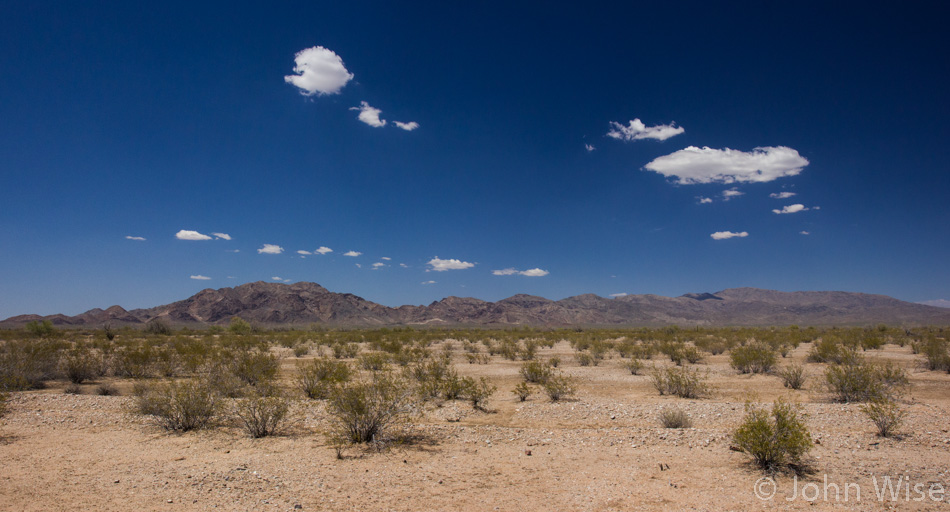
824;360;908;403
651;366;711;398
512;382;532;402
234;389;290;438
325;372;415;445
860;396;905;438
520;360;554;384
730;343;777;374
777;364;807;390
732;398;813;472
542;374;577;402
134;378;221;431
297;358;351;399
659;407;692;428
462;376;496;411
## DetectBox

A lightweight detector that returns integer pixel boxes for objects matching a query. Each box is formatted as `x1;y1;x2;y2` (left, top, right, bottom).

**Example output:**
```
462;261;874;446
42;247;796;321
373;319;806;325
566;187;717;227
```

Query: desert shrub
229;349;280;387
542;374;577;402
517;340;538;361
96;383;119;396
234;389;290;438
144;319;172;336
358;351;391;371
512;382;533;402
26;320;57;338
624;359;644;375
202;361;248;398
331;342;360;359
730;343;777;374
0;392;6;418
629;344;656;360
0;338;63;389
548;356;561;368
134;378;221;431
860;396;905;438
292;344;310;357
112;342;156;379
463;377;496;411
576;352;595;367
465;352;491;364
103;323;117;341
920;338;950;372
651;366;710;398
778;364;807;390
228;317;253;335
807;338;859;365
681;346;704;364
325;372;414;445
825;361;908;403
297;358;351;399
520;360;553;384
64;382;83;394
407;356;457;401
732;399;813;472
659;407;692;428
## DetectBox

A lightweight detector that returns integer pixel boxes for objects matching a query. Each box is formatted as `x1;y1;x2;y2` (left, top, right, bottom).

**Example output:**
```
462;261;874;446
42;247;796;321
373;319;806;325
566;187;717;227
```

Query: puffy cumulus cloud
125;235;146;241
284;46;354;96
427;257;475;272
772;204;809;215
190;275;211;280
607;118;684;141
351;101;386;127
315;246;333;255
770;191;796;199
698;197;713;204
394;121;419;131
176;229;212;241
644;146;809;184
610;293;628;298
585;144;596;152
722;188;744;200
710;231;749;240
343;250;362;257
257;244;284;254
492;267;549;277
212;232;231;240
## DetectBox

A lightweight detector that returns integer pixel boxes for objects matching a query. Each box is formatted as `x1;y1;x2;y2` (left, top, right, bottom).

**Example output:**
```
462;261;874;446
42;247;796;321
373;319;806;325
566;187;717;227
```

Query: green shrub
825;361;908;403
358;351;391;371
462;377;496;411
624;359;644;375
144;319;172;336
0;392;6;418
732;399;813;471
512;382;533;402
0;338;62;390
96;383;119;396
229;349;280;387
659;407;692;428
651;366;710;398
133;379;221;431
325;372;414;445
921;338;950;372
520;360;553;384
331;342;360;359
297;358;351;399
778;364;807;390
64;382;83;395
807;338;859;364
26;320;57;338
228;317;253;335
542;374;577;402
860;396;905;438
730;343;777;374
234;389;290;438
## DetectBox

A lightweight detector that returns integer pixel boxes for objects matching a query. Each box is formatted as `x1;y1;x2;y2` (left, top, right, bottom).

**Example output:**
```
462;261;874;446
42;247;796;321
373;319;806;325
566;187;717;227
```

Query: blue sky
2;1;948;317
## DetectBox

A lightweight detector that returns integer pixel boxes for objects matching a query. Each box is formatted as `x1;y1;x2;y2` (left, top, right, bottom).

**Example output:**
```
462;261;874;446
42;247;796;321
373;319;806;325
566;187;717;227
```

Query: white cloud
399;263;409;268
355;263;362;268
190;275;211;280
227;249;241;253
698;197;713;204
427;257;475;272
343;250;362;257
800;231;811;235
919;299;950;308
284;46;354;96
297;250;312;255
176;229;212;241
772;204;809;215
372;262;386;269
610;293;628;298
607;118;684;141
315;246;333;255
351;101;386;127
585;144;596;152
394;121;419;131
710;231;749;240
381;257;391;260
770;191;796;199
211;232;231;240
492;267;549;277
722;188;744;200
125;236;146;241
257;244;284;254
644;146;809;184
421;280;436;285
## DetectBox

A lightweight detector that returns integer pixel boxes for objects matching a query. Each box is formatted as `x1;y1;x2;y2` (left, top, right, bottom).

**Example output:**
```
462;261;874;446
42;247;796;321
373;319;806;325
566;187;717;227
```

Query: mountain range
4;281;950;328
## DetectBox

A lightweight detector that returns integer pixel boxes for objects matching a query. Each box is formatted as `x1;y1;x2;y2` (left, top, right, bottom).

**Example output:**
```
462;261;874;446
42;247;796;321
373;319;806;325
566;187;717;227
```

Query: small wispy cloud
258;244;284;254
271;276;292;282
381;257;391;261
394;121;419;131
644;146;809;184
176;229;212;241
125;236;146;241
372;262;386;269
284;46;354;96
609;293;628;298
607;118;684;141
800;231;811;235
492;267;549;277
585;144;596;152
710;231;749;240
421;280;436;285
212;233;231;240
770;191;796;199
344;250;362;257
772;204;809;215
190;275;211;280
315;246;333;255
427;257;475;272
297;250;312;256
351;101;386;127
399;263;409;268
697;197;713;204
722;188;744;200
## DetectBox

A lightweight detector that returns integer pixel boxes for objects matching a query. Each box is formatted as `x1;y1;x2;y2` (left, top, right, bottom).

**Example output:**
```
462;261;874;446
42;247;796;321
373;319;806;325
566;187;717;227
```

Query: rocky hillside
4;282;950;327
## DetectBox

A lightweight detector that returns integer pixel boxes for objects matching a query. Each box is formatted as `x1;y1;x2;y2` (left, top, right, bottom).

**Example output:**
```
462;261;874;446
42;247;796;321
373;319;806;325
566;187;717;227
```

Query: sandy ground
2;342;950;511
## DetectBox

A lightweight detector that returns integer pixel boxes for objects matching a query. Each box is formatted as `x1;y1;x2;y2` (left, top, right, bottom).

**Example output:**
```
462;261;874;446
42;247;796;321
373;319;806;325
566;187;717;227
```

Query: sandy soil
2;342;949;511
